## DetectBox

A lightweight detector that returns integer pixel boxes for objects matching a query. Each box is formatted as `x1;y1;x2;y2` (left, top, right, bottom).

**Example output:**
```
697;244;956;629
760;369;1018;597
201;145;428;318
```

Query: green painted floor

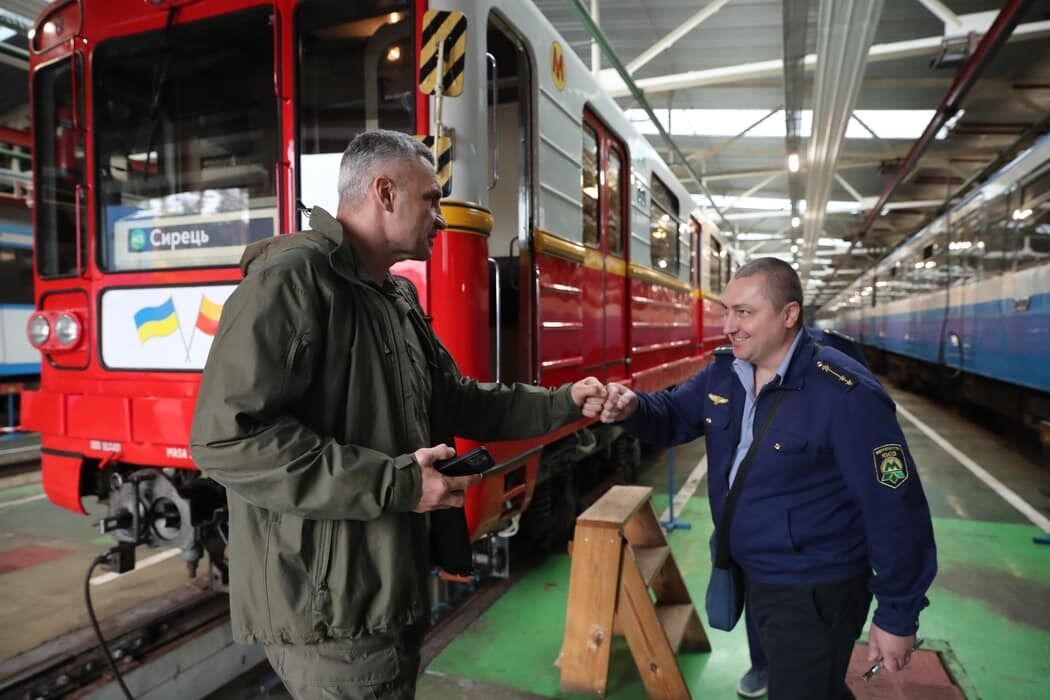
421;383;1050;699
421;493;1050;698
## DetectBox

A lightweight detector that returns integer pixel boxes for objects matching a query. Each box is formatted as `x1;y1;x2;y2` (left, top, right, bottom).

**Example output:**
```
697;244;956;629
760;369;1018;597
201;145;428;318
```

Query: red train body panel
23;0;733;574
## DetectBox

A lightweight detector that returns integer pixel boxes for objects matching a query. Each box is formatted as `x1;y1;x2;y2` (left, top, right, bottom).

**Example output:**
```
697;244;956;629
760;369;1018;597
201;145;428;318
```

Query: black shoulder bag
705;389;789;630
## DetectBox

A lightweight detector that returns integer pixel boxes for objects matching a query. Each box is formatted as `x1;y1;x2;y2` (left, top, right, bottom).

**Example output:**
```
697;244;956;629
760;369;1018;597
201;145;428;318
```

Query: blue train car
0;219;38;426
822;135;1050;431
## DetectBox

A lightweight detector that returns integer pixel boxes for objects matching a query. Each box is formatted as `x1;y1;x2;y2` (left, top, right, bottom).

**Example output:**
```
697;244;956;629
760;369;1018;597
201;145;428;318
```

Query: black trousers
746;573;872;700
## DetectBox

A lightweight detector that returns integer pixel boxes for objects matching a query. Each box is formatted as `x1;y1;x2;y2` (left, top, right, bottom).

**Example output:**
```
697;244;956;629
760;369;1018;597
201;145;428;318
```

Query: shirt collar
732;328;805;391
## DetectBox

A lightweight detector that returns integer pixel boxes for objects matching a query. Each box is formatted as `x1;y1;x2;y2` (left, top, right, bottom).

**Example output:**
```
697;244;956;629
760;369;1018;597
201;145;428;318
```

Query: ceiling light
790;244;799;254
787;153;800;173
791;216;801;228
386;46;401;62
1012;208;1032;221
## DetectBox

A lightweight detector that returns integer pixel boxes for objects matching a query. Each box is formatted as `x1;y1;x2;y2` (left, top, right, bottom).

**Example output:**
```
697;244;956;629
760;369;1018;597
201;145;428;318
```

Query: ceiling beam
625;0;733;75
597;18;1050;97
913;0;963;30
855;0;1036;241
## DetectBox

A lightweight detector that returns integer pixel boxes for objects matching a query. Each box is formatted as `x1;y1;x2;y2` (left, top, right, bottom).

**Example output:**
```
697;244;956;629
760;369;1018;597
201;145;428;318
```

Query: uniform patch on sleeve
708;393;729;405
816;359;856;390
873;444;909;488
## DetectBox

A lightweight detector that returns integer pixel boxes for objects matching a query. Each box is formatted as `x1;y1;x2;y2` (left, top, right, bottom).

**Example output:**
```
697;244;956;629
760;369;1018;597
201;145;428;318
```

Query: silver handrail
488;257;502;384
486;52;500;190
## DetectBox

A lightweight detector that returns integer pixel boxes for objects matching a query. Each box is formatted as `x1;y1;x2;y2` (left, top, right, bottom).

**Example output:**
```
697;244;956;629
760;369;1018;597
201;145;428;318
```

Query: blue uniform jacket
624;331;937;635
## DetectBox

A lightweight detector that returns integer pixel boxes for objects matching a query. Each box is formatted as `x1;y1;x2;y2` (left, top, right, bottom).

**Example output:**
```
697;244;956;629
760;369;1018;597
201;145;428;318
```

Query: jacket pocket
704;407;731;430
768;428;807;453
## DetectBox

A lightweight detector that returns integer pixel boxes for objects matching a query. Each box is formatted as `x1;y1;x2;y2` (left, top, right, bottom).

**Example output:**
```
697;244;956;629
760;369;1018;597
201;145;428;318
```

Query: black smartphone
433;446;494;477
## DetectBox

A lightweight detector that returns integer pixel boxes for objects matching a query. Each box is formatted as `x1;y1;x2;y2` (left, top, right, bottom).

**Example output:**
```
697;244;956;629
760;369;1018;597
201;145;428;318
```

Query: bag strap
714;388;790;568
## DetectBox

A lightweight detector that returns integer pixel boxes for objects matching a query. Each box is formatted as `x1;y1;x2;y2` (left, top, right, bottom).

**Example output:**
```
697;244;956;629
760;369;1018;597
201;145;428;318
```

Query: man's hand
412;444;482;513
867;623;916;673
571;376;607;418
600;382;639;423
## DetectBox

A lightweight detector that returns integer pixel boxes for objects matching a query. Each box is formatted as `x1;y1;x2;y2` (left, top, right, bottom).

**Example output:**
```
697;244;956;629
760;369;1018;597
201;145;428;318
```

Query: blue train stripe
0;363;40;376
860;291;1050;394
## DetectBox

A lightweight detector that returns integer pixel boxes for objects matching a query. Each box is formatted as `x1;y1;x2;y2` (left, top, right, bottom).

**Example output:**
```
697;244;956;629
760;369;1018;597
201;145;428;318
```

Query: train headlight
27;314;51;347
54;312;81;347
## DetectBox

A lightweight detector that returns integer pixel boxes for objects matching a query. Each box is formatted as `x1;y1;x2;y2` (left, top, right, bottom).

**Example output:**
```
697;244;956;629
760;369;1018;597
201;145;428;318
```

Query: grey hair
337;129;435;205
733;257;804;321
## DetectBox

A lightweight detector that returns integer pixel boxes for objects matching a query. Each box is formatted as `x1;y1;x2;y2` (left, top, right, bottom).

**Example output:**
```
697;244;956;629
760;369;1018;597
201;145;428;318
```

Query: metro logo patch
873;443;909;489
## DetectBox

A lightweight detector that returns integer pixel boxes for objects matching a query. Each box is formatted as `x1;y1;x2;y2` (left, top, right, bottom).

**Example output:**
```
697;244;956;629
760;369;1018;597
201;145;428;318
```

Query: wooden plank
651;556;693;605
681;607;712;654
655;604;695;654
650;560;711;653
623;503;668;547
559;524;624;696
576;485;653;529
631;545;670;586
617;552;691;699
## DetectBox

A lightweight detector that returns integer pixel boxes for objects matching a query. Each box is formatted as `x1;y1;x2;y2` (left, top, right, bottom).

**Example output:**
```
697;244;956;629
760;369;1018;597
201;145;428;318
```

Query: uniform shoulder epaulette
814;355;858;391
714;344;734;356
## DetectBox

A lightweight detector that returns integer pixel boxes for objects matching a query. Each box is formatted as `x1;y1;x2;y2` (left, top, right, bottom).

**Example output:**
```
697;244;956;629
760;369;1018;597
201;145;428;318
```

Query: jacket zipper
379;296;411;441
314;518;334;595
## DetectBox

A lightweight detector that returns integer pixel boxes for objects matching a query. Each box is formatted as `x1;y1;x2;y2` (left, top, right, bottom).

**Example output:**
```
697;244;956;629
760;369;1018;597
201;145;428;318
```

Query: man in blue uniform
600;258;936;699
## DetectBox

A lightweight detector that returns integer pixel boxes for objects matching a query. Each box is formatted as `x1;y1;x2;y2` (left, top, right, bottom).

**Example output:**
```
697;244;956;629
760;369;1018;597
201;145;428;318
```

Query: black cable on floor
84;551;135;700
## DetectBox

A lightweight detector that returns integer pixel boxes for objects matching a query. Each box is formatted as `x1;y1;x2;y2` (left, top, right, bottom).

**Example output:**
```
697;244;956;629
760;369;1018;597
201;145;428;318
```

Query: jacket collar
779;329;815;391
309;206;394;288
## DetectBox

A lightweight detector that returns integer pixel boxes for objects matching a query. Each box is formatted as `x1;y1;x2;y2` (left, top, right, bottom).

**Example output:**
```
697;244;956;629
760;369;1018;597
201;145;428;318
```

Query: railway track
0;561;538;699
0;586;230;699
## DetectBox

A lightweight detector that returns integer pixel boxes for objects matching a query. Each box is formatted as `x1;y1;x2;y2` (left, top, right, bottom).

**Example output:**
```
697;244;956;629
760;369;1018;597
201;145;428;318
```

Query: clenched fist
600;382;638;423
571;376;607;418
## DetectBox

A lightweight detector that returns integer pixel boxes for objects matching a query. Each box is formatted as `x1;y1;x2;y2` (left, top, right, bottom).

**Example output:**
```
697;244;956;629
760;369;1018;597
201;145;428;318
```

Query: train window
949;205;984;286
0;247;33;305
34;55;86;279
981;193;1011;276
688;218;701;287
649;175;679;272
94;7;279;271
297;1;415;212
709;235;723;294
606;147;624;255
1016;169;1050;271
581;124;599;247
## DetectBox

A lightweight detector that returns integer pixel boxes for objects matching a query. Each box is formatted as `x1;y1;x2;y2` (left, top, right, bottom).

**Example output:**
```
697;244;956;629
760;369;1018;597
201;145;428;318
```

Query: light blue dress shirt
727;330;804;485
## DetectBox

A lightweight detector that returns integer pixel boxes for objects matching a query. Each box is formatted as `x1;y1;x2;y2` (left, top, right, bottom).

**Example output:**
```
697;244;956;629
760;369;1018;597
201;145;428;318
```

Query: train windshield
93;6;279;272
296;1;415;216
34;56;86;279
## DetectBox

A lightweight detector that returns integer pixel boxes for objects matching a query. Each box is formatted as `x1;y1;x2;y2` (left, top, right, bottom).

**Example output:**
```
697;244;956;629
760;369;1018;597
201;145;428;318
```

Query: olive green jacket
190;207;580;644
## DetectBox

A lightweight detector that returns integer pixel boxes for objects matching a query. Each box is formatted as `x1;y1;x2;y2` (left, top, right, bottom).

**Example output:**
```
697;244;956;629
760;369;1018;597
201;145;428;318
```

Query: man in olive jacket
190;130;605;699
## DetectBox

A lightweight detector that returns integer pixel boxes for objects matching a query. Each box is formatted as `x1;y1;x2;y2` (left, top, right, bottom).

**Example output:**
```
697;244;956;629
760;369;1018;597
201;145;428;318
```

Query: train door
581;110;628;381
944;197;984;374
486;15;533;384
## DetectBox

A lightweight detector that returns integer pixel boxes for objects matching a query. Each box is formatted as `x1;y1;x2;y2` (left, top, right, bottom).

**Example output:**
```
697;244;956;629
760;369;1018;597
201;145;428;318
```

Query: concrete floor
0;439;208;663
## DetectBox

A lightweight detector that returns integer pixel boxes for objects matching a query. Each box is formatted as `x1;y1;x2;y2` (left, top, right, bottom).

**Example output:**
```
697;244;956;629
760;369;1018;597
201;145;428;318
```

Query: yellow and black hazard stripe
419;10;466;97
416;135;453;197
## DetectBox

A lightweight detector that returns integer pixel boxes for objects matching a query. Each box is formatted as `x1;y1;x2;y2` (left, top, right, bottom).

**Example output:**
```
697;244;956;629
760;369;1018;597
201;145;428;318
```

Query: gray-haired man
191;129;606;698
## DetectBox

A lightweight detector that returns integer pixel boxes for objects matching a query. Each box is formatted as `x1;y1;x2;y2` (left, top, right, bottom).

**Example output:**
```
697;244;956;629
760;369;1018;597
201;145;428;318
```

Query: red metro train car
22;0;731;579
